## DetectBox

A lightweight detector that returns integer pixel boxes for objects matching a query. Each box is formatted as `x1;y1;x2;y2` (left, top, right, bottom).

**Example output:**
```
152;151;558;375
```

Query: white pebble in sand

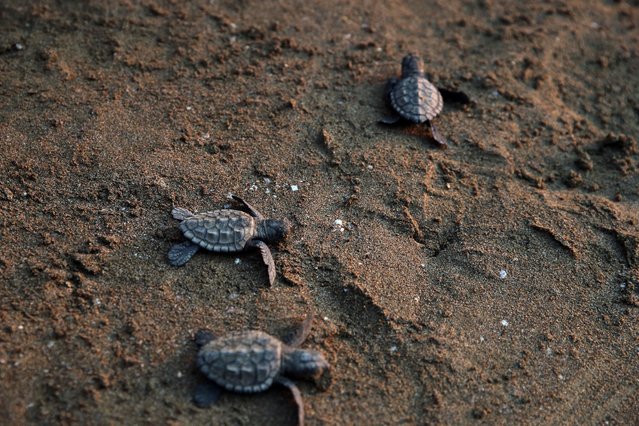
501;319;509;327
290;184;299;191
499;270;507;279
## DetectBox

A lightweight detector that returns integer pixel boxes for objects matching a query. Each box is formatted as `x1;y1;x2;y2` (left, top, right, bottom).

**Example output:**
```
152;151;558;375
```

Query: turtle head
260;219;290;243
401;54;424;78
282;348;330;384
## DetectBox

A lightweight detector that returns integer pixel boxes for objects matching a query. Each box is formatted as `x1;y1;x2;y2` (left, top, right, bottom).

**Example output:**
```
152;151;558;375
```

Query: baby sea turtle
193;316;330;426
167;195;289;286
380;53;447;147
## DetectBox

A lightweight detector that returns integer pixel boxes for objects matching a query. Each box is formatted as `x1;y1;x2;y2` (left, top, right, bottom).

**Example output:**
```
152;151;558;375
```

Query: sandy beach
1;0;638;424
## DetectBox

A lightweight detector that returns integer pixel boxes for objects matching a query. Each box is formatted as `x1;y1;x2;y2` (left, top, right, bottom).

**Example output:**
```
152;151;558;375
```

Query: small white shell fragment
499;270;507;279
501;319;509;327
234;258;241;264
290;184;299;191
334;219;343;226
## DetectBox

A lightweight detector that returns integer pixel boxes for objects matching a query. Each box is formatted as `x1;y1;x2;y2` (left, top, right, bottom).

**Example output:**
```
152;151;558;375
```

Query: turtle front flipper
193;381;222;408
172;207;194;221
428;122;448;148
168;241;200;266
281;314;313;348
231;195;264;220
384;77;399;98
247;240;276;286
275;376;305;426
438;87;471;105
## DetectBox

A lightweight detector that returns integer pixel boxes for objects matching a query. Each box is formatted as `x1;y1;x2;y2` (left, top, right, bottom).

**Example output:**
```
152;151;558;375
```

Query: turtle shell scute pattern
390;76;443;123
179;210;256;252
197;330;282;393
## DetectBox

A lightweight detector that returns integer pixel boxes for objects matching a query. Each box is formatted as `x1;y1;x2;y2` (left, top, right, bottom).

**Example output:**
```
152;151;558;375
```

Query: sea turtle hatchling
167;195;289;286
380;53;448;147
192;316;330;426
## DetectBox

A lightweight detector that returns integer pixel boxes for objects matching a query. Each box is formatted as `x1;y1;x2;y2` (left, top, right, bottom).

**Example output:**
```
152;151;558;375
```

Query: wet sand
0;0;638;424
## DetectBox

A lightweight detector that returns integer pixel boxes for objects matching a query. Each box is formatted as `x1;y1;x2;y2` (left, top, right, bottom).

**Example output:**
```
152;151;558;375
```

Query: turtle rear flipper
247;240;276;286
195;329;216;348
172;207;194;220
379;78;402;125
193;381;222;408
168;241;200;266
428;122;448;148
378;114;401;125
276;376;305;426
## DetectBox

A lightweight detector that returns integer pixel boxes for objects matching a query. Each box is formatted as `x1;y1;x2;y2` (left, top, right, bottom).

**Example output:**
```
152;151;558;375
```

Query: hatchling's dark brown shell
389;76;443;123
179;210;256;252
197;330;282;393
